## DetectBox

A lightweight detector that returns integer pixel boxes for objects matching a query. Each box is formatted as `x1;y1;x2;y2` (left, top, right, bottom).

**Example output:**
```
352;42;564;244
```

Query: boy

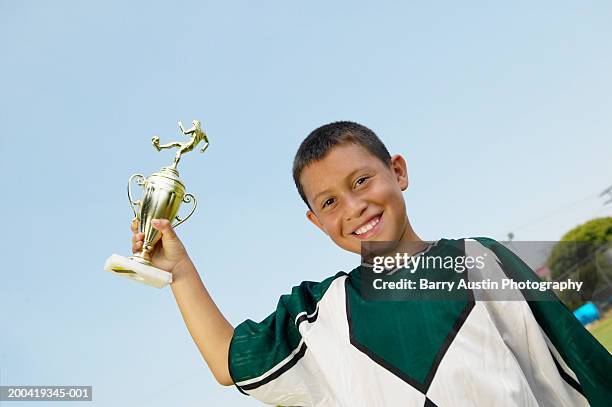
130;121;611;406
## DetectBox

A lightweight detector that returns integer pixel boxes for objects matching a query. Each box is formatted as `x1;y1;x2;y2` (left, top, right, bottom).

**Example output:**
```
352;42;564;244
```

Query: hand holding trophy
104;120;209;288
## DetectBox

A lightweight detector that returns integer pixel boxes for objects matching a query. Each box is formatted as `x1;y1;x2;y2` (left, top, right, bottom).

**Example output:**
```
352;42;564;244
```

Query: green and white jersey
228;238;612;406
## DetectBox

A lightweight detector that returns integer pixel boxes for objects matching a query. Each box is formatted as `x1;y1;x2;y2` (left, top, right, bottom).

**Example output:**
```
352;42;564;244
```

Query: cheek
370;182;397;205
374;184;406;229
320;213;342;235
328;215;355;244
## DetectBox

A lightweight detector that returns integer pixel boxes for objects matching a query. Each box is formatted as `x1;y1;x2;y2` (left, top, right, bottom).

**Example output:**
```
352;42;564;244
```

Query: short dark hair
292;121;392;208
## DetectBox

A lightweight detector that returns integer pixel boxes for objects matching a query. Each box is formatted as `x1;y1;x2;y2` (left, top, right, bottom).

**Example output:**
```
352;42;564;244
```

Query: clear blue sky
1;1;611;406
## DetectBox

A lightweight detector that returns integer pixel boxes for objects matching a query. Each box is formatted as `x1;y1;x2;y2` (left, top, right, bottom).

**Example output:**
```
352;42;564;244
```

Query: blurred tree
547;217;612;310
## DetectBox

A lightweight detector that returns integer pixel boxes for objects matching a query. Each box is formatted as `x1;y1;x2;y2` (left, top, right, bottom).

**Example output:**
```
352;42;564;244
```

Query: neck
359;215;424;261
393;216;427;257
399;215;422;243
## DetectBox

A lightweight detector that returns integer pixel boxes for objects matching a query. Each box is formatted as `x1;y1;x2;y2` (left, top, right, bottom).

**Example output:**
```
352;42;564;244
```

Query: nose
344;193;367;221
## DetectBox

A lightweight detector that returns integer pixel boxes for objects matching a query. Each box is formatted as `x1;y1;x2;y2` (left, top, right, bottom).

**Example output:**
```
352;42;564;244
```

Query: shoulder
440;236;501;246
437;237;506;253
461;237;517;256
422;237;503;256
449;236;518;260
437;237;520;268
465;236;502;246
279;271;349;316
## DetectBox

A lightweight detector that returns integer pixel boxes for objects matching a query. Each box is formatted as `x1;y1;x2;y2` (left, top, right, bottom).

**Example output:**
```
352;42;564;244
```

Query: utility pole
600;185;612;205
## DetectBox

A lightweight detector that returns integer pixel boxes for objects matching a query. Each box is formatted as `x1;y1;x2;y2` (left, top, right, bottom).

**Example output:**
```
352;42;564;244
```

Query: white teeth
354;217;380;235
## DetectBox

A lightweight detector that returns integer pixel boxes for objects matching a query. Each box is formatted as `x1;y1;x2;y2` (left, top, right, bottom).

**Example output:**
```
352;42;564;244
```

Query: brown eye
355;177;369;187
322;198;335;208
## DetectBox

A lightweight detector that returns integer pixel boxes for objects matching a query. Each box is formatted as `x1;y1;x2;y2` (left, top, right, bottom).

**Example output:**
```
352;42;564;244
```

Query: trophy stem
130;250;153;266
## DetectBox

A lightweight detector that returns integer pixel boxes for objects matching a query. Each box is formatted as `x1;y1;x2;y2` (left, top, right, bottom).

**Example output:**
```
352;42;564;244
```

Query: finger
132;240;143;254
151;219;178;241
130;219;139;233
132;232;144;244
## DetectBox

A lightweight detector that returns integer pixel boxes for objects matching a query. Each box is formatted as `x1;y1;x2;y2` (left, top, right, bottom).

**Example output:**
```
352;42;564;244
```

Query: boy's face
301;143;410;254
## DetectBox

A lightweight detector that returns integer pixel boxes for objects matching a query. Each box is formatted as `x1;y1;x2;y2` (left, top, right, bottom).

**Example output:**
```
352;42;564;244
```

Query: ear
306;210;328;235
390;154;408;191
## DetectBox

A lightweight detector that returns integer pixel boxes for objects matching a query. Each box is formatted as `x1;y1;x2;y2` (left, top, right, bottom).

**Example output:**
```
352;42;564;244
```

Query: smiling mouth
351;214;383;239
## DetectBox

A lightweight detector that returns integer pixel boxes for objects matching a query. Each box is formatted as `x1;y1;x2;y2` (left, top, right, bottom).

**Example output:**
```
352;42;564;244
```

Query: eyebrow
311;167;371;205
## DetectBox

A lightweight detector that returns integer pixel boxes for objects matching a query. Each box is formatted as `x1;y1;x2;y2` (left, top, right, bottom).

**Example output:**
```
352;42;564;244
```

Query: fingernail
151;219;160;226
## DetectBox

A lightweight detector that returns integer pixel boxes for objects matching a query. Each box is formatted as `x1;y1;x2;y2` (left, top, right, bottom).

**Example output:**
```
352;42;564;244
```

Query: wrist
171;256;195;281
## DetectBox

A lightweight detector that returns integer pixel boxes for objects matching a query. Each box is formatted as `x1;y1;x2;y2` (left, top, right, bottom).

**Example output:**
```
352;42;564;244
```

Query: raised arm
131;219;234;385
178;121;197;135
171;253;234;385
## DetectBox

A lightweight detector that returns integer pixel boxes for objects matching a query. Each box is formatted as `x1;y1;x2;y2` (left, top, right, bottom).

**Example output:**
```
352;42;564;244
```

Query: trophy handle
172;193;197;228
127;173;146;219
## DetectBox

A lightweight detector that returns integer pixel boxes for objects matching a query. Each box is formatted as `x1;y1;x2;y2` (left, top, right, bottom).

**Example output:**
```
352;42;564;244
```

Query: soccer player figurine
152;120;210;169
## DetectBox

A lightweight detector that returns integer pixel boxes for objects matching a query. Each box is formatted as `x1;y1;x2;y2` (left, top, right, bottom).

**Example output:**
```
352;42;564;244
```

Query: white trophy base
104;254;172;288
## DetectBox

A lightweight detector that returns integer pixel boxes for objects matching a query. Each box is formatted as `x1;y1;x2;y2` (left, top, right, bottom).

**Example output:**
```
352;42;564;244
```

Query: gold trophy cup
104;120;209;288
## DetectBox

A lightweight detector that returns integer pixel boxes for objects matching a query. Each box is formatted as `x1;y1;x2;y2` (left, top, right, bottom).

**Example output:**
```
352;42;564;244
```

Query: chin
339;240;361;255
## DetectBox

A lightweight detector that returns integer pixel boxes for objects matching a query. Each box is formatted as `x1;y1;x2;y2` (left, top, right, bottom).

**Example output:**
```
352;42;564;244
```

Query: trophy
104;120;209;288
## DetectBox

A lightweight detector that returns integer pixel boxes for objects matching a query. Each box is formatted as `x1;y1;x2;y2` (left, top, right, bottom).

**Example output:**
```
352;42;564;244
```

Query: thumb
151;219;179;242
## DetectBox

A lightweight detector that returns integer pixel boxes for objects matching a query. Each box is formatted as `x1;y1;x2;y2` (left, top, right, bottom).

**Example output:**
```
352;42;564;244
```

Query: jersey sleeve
473;237;612;406
228;275;340;405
